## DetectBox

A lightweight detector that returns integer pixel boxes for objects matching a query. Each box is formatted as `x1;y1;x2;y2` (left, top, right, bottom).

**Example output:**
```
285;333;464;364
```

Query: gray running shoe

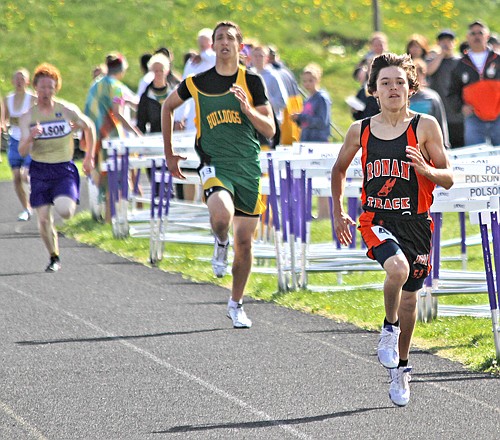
389;366;412;406
17;209;32;221
212;237;229;278
227;304;252;328
377;324;400;369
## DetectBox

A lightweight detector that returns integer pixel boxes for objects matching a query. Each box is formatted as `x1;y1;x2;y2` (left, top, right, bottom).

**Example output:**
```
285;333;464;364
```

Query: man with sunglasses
449;20;500;146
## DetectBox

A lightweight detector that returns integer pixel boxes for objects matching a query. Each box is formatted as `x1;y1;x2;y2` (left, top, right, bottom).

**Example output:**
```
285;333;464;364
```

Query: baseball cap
468;20;487;29
437;29;455;40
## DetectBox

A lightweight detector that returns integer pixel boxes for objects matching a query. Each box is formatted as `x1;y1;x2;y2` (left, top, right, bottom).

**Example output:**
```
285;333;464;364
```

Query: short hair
155;47;172;60
302;62;323;80
147;53;170;71
252;45;269;56
367;53;419;95
370;31;388;45
33;63;62;92
212;21;243;45
14;68;30;81
106;52;128;75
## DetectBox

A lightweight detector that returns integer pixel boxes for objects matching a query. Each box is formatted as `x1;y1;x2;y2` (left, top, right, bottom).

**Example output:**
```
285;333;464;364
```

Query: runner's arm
411;114;454;190
161;89;187;178
331;121;362;246
18;111;40;157
64;104;97;175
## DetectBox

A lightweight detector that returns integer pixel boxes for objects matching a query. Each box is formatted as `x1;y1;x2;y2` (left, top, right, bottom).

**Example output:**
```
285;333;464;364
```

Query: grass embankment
0;1;498;138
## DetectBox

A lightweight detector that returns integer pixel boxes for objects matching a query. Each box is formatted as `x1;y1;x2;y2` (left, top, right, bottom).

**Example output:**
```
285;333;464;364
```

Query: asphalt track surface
0;180;499;440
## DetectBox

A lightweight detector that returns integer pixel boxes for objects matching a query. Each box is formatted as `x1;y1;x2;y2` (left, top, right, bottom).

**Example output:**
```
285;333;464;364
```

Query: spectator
489;33;500;53
458;41;469;55
268;45;303;144
292;62;332;219
410;59;450;148
136;53;172;134
18;63;96;272
449;20;500;146
427;29;464;147
353;32;389;80
175;28;216;132
136;53;153;97
84;52;142;222
250;45;287;124
348;61;380;121
155;47;182;87
3;68;37;221
91;63;107;81
291;63;331;142
184;28;216;77
405;34;429;63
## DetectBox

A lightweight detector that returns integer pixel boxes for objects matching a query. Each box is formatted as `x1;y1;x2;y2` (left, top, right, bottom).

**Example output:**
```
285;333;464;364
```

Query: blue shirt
296;89;331;142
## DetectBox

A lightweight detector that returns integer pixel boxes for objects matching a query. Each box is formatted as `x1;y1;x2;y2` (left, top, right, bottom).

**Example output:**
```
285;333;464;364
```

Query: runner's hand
166;155;187;179
406;145;429;176
334;213;356;246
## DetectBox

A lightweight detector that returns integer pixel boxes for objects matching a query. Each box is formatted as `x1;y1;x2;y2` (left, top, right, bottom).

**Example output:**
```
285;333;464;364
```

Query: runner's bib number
199;165;216;185
370;225;399;243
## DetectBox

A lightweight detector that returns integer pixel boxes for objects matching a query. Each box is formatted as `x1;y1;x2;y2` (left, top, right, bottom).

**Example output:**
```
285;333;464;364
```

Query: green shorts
199;160;265;215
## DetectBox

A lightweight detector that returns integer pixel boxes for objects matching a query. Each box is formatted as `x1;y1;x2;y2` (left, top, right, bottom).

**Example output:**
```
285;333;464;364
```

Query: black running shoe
45;256;61;273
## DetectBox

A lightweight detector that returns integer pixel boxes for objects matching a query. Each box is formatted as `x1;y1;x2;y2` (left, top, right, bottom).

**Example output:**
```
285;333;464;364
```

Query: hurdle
470;205;500;359
420;153;500;321
261;146;383;292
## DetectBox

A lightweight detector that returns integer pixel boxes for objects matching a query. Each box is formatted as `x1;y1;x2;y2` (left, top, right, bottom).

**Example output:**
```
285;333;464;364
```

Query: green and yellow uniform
178;65;268;215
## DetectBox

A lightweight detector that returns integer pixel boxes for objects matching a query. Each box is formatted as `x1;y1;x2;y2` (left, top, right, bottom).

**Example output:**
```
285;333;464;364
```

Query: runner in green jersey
162;21;275;328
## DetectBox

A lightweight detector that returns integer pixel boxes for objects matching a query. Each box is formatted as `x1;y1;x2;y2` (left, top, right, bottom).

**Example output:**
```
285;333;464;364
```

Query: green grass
58;211;500;375
0;0;498;139
0;151;12;180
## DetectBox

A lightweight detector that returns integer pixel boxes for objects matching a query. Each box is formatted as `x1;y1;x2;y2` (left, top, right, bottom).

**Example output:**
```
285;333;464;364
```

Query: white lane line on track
2;281;313;440
0;399;49;440
71;262;500;416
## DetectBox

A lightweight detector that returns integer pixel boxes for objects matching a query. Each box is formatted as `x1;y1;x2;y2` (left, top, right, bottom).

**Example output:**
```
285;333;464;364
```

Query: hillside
0;0;497;136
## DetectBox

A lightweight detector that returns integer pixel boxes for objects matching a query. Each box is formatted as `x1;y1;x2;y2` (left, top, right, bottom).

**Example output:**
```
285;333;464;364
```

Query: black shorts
359;211;433;291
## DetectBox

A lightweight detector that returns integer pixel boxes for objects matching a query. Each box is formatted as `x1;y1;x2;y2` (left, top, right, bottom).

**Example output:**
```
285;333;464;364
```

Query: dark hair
140;53;152;73
367;53;419;95
106;52;128;74
212;21;243;45
155;47;172;60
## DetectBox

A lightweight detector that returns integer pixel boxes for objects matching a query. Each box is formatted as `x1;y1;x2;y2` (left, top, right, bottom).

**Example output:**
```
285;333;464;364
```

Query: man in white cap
175;28;217;131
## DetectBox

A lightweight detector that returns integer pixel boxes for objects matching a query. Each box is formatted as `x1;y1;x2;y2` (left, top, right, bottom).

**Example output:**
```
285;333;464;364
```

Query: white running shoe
212;237;229;278
17;209;32;221
377;324;400;369
389;366;412;407
227;304;252;328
